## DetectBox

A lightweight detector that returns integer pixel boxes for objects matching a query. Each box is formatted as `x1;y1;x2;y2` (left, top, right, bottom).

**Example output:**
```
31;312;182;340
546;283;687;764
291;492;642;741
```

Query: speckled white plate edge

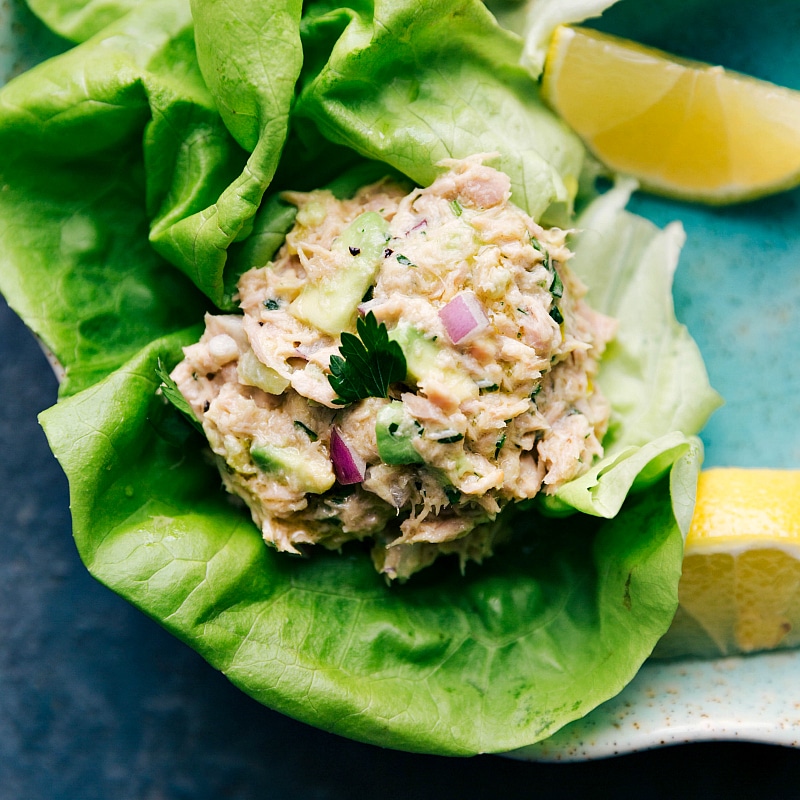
507;649;800;761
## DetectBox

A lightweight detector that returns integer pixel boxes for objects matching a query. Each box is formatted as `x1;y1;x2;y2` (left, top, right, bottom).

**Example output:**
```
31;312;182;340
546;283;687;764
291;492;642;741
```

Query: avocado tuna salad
171;155;617;580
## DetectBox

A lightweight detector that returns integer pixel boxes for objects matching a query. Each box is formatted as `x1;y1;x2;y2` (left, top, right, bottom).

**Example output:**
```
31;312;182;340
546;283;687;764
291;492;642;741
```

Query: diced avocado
376;401;425;465
237;349;290;395
295;199;327;228
289;211;390;335
250;442;335;494
388;323;478;403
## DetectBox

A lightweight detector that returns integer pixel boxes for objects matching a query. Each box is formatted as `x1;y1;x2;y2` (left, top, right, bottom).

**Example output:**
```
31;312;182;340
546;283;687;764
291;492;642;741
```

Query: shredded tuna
172;156;617;580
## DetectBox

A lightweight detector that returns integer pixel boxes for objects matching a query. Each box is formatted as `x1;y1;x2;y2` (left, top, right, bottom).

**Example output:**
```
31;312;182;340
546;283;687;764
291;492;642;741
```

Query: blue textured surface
2;0;800;797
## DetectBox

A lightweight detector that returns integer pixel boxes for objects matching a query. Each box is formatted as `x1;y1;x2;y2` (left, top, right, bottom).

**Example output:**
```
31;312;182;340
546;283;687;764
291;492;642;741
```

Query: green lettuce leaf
0;0;220;393
540;180;723;517
27;0;140;42
572;180;723;453
6;0;303;314
39;331;684;755
295;0;586;220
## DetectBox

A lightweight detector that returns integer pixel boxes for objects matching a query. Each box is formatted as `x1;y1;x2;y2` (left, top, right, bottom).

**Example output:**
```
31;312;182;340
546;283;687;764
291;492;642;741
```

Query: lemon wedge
656;468;800;659
541;25;800;204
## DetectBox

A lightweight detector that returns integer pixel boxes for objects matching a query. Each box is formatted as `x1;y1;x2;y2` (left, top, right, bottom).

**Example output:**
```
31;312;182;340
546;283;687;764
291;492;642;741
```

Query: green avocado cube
289;211;390;335
250;442;335;494
376;401;424;465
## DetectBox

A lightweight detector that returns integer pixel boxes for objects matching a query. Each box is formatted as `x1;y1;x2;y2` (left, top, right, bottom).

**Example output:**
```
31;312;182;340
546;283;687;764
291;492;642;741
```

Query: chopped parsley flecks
434;433;464;444
550;268;564;300
531;236;551;270
155;358;204;434
294;420;318;441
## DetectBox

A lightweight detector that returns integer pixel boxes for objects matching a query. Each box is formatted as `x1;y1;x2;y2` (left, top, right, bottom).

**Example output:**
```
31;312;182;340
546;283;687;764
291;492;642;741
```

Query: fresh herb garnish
530;236;551;270
264;298;280;310
294;420;318;441
449;199;463;217
434;432;464;444
494;432;506;459
550;305;564;325
155;358;204;434
550;268;564;299
396;253;415;267
328;312;407;405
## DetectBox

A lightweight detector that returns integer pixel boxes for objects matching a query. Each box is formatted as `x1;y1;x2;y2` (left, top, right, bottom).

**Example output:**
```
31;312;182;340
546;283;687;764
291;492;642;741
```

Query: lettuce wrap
0;0;721;754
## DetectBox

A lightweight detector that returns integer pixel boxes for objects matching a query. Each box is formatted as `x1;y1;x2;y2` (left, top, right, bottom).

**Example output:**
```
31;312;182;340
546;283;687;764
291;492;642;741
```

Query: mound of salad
0;0;721;755
174;155;618;579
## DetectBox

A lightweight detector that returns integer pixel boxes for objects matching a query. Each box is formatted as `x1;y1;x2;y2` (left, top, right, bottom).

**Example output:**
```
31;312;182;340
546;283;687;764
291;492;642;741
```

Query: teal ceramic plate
515;0;800;761
2;0;799;761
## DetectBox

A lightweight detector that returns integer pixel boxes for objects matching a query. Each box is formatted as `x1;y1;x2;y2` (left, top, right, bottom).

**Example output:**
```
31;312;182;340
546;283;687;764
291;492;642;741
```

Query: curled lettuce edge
487;0;622;77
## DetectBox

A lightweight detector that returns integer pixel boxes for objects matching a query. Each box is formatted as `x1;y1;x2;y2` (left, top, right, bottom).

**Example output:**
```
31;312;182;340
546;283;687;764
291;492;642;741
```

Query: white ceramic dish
512;650;800;761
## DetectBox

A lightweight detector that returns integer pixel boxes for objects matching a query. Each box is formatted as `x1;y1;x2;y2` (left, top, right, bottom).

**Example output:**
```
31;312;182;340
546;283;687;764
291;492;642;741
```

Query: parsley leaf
328;312;407;405
155;359;204;434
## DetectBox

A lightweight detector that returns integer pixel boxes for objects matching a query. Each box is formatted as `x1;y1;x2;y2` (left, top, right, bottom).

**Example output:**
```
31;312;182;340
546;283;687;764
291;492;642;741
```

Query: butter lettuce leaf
0;0;215;395
26;0;139;42
541;180;723;518
295;0;586;221
39;331;683;755
5;0;302;316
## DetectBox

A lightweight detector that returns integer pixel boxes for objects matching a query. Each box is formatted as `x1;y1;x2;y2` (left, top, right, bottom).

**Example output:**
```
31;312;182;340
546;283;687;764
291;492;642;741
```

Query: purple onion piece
330;426;366;484
406;218;428;235
438;291;489;344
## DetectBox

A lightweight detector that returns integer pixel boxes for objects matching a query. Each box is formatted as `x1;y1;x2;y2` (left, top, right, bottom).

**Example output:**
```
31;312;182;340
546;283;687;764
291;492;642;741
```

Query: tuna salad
171;155;617;580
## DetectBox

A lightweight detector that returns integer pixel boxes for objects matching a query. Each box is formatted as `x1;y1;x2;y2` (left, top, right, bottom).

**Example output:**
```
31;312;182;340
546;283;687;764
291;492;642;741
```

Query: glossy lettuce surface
0;0;719;754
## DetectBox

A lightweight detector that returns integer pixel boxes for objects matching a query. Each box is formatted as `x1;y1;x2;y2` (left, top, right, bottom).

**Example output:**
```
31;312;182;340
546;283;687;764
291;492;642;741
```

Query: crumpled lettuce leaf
1;0;720;755
487;0;621;77
0;0;214;396
540;180;723;518
295;0;586;221
39;331;685;754
26;0;138;42
4;0;302;315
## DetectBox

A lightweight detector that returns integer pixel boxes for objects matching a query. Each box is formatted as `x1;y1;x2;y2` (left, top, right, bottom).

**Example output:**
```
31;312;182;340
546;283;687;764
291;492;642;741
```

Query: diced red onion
438;291;489;344
406;218;428;235
330;426;366;484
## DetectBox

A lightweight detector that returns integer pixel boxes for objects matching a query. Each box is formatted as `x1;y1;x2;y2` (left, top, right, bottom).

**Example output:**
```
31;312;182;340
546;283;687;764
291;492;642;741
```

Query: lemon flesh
656;468;800;659
542;25;800;204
